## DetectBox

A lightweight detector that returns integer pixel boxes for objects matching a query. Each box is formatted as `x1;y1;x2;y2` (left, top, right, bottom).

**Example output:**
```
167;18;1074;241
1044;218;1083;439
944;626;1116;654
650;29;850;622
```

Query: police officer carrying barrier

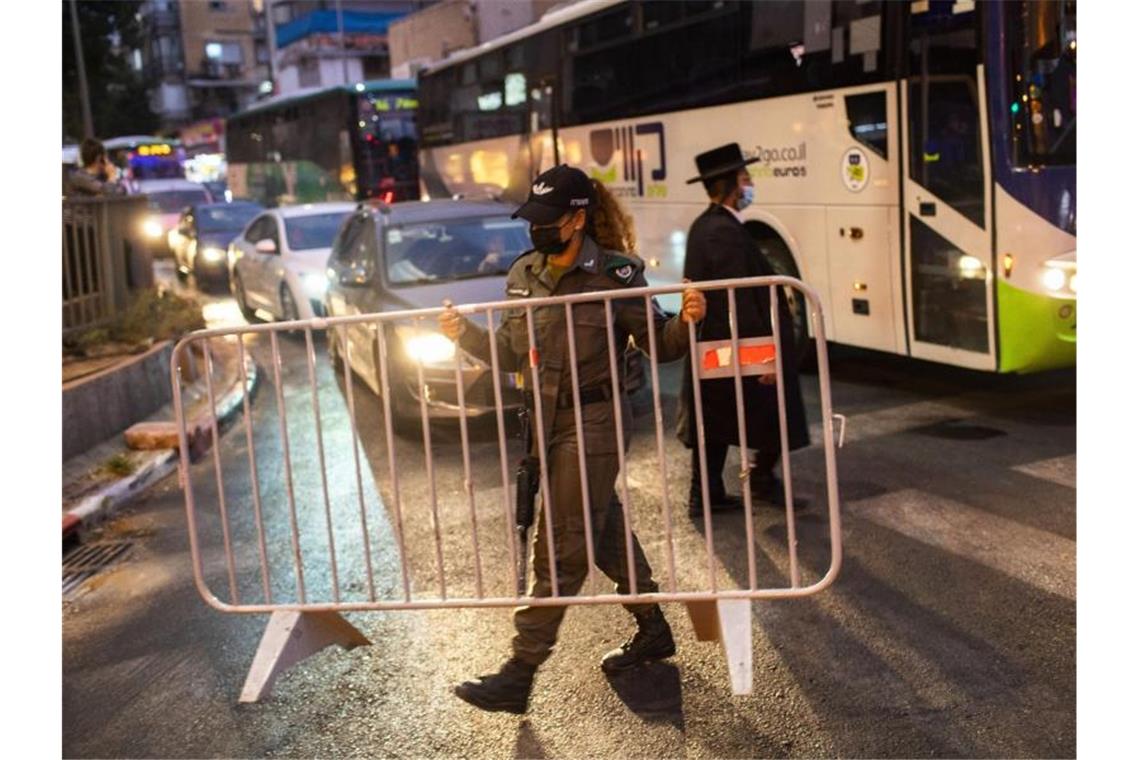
439;164;707;714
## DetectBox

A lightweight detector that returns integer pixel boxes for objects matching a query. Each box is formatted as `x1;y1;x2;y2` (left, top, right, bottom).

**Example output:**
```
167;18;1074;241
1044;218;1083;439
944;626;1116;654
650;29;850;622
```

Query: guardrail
62;195;152;334
171;275;844;702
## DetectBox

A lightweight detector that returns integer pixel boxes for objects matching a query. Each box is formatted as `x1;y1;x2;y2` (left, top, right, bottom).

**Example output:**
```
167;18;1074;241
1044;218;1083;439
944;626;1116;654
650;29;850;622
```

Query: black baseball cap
512;164;596;226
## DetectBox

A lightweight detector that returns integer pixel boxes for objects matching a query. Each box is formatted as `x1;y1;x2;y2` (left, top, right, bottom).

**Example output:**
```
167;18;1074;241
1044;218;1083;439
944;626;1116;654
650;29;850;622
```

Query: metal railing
171;275;844;700
62;195;152;334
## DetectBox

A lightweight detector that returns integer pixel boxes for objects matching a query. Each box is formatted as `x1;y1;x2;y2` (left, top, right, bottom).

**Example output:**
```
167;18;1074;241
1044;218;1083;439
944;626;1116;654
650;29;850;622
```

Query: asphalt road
62;266;1075;758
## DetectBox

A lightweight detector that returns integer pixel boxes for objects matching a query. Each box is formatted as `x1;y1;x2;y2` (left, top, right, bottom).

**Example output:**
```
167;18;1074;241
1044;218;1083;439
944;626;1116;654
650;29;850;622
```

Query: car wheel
232;271;258;323
751;230;814;369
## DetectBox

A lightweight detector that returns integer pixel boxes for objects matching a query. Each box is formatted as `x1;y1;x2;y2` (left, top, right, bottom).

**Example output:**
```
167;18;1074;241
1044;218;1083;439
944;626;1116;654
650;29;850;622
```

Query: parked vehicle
229;202;356;322
169;201;263;287
323;199;535;423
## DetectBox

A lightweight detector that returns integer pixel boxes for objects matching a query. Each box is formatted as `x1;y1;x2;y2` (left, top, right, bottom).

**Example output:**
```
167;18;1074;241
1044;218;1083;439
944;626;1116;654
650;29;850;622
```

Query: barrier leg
239;610;371;703
684;600;753;696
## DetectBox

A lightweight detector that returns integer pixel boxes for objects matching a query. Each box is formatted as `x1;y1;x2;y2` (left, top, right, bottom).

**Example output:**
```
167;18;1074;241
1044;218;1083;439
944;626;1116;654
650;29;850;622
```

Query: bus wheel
750;229;814;369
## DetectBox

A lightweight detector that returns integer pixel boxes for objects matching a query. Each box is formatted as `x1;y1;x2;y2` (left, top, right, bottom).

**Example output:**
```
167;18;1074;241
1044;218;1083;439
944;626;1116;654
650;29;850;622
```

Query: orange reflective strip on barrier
702;343;776;370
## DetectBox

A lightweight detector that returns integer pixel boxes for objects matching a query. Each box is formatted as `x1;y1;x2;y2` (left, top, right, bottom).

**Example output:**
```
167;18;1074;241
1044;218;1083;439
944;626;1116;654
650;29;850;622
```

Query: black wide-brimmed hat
685;143;759;184
512;164;597;225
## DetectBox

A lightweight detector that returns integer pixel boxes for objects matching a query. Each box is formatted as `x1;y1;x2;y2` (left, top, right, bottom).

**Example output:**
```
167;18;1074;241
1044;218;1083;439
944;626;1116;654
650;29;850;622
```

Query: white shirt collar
720;202;744;224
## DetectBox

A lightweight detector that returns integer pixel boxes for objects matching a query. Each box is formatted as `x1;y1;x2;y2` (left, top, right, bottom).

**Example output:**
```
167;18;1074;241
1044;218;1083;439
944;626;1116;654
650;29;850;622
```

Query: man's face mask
530;214;575;255
735;184;755;212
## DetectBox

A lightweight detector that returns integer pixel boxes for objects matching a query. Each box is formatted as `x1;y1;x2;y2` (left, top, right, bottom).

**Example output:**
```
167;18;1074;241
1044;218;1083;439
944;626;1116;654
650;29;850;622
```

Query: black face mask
530;217;573;255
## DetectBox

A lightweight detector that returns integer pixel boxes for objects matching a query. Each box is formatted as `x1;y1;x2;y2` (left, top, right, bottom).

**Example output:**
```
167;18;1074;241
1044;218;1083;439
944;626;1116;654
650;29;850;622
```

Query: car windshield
148;189;210;213
284;212;348;251
197;204;262;233
385;218;531;285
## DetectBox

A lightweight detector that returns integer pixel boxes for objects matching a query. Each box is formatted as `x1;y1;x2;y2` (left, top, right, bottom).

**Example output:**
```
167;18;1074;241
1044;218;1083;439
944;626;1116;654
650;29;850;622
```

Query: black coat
676;204;810;454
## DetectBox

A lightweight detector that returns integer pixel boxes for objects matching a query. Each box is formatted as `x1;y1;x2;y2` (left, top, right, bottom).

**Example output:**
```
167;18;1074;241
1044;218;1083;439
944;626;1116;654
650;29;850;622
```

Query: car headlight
301;272;328;298
201;246;225;263
396;326;456;366
143;218;164;239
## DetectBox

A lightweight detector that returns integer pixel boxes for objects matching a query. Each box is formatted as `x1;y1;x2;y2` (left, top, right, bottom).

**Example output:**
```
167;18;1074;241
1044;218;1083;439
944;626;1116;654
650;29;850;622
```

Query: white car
229;202;356;322
134;178;213;257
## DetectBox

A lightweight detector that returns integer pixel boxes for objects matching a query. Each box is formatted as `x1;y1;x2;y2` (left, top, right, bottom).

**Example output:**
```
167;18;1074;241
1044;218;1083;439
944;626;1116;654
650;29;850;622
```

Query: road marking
846;489;1075;601
1012;454;1076;489
807;395;985;445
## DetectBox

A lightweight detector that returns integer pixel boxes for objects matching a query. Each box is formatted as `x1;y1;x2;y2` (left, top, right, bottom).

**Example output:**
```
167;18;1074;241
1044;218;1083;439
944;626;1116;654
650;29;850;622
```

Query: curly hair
587;179;637;253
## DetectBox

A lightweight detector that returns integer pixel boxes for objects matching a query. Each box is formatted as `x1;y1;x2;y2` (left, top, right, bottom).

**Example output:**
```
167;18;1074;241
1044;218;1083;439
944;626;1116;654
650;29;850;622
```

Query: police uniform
456;232;689;666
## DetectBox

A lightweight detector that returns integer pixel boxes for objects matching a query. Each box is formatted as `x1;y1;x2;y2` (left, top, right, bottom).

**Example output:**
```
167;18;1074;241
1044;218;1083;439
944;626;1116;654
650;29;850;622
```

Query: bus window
1007;0;1076;167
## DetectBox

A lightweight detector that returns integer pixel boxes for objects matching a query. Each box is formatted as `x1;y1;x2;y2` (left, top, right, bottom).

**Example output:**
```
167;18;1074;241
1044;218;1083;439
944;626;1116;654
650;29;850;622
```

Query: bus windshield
385;218;531;285
1007;0;1076;166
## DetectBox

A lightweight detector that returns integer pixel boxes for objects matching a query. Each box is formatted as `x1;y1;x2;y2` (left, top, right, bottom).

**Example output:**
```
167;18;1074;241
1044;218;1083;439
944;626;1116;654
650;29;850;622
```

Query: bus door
901;2;995;370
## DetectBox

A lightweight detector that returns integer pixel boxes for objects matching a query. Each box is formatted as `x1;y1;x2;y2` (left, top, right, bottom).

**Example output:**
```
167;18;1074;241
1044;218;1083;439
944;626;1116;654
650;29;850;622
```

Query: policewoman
677;143;810;515
439;164;706;714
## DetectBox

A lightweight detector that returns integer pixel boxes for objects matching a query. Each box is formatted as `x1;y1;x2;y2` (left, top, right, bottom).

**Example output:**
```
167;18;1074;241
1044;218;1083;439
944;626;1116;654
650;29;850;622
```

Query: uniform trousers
512;404;660;666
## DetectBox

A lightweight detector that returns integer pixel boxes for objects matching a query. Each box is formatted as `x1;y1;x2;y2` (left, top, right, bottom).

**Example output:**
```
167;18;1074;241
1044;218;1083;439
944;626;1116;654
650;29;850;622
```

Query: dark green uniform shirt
457;235;690;443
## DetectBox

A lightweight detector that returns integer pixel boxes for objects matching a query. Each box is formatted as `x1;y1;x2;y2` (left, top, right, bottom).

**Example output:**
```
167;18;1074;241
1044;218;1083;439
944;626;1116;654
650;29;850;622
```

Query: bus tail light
1002;253;1014;278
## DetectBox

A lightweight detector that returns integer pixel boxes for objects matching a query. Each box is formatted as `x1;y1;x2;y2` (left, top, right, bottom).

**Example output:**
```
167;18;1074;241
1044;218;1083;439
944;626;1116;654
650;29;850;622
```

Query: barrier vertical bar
172;339;211;606
376;322;413;602
604;298;638;596
562;301;597;586
727;288;758;591
485;306;521;596
305;326;340;602
687;319;718;592
203;337;240;604
237;336;272;604
524;306;559;597
339;324;376;601
63;215;78;329
809;294;844;581
413;316;447;600
451;330;484;598
270;330;306;603
769;285;800;588
643;294;677;592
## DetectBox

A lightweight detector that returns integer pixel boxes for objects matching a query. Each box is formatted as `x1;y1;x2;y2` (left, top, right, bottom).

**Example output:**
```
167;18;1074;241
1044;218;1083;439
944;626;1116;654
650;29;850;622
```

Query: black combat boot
600;605;676;673
453;657;537;714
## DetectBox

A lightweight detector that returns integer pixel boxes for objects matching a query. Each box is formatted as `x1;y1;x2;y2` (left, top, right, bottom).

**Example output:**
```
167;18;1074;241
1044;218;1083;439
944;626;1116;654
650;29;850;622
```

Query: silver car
325;199;532;423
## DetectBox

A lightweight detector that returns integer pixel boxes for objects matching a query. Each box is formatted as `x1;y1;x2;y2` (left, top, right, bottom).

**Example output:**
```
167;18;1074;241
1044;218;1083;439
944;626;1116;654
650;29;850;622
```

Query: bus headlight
1042;266;1067;292
397;327;456;366
143;218;164;239
301;272;328;298
200;246;225;263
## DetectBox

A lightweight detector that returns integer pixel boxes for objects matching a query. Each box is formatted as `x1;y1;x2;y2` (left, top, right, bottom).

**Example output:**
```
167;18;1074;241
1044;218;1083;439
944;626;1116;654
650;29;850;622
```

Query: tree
62;0;159;143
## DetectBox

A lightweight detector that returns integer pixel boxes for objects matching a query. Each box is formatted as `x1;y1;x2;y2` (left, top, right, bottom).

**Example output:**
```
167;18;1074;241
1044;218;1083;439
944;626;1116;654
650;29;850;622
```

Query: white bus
416;0;1076;372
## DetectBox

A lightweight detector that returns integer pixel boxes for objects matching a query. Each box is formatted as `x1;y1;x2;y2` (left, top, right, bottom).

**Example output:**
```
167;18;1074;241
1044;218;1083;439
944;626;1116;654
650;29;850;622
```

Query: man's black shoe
601;605;677;673
453;657;537;714
688;493;744;517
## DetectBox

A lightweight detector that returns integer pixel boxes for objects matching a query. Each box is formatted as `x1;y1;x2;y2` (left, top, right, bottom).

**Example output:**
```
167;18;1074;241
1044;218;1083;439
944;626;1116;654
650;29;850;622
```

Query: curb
63;342;259;539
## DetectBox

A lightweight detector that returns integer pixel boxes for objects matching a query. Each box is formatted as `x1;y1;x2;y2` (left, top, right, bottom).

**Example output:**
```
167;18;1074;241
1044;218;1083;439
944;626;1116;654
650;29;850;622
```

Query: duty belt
523;384;619;410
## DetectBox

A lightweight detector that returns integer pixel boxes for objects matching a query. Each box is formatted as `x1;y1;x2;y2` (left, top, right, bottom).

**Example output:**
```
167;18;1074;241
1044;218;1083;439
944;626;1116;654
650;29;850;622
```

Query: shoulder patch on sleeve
604;253;644;285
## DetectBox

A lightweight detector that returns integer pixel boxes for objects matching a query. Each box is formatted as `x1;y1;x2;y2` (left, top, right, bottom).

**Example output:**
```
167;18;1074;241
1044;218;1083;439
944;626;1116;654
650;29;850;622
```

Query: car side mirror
339;265;373;287
255;238;277;254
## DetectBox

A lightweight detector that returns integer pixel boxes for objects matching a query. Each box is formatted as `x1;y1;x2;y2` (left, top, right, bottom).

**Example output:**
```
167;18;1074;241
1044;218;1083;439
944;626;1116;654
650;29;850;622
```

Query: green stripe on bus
997;279;1076;373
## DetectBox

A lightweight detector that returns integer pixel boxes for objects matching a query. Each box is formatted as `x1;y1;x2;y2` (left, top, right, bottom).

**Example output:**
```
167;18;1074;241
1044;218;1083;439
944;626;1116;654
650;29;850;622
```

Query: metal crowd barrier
62;194;152;334
171;275;844;702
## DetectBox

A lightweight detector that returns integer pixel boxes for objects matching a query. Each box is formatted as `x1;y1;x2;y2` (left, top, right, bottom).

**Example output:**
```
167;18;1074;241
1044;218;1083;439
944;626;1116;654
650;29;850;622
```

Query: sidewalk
62;335;258;539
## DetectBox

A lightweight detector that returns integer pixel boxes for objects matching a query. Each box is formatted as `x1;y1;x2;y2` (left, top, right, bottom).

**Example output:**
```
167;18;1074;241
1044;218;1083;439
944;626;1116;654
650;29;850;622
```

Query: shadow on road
602;661;685;731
